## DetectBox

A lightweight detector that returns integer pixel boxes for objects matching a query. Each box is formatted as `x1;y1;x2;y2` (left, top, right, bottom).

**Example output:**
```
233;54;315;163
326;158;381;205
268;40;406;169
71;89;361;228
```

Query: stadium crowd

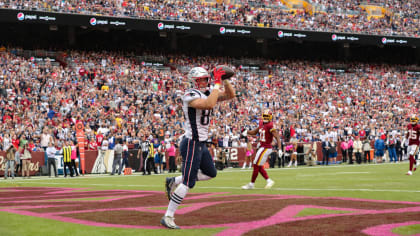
0;0;418;37
0;47;418;160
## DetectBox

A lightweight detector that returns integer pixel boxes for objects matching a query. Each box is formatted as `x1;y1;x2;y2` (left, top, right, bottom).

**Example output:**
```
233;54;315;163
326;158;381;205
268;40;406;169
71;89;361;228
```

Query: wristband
213;84;221;90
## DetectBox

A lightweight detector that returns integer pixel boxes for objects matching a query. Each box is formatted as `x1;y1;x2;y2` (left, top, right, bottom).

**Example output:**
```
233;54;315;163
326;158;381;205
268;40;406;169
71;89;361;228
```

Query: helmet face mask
410;115;419;125
187;67;210;89
262;109;273;123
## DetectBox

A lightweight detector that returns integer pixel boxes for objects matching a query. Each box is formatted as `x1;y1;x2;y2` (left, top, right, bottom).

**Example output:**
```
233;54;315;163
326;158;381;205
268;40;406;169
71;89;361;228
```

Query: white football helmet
187;67;210;88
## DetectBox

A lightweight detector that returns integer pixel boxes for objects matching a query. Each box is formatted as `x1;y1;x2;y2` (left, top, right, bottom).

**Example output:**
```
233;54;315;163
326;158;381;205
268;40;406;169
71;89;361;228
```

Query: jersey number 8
201;110;211;125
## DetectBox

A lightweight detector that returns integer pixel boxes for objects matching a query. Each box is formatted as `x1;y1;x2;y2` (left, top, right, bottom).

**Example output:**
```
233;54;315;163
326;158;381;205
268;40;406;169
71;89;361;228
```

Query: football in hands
213;65;235;80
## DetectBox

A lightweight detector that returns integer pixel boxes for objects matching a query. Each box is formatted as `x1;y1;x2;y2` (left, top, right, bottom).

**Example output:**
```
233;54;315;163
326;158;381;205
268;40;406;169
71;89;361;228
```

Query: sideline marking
299;172;370;177
0;161;406;181
8;181;420;193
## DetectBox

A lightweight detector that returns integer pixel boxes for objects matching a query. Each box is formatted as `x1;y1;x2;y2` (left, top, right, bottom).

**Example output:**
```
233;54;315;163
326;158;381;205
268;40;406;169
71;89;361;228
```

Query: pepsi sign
331;34;358;41
157;22;190;30
89;17;108;26
17;12;24;21
90;18;96;26
219;27;248;34
17;12;37;21
380;37;407;45
157;22;174;29
277;30;305;38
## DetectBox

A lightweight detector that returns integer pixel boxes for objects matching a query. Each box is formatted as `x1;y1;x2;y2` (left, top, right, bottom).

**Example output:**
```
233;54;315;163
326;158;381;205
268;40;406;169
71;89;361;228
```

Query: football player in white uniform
160;66;235;229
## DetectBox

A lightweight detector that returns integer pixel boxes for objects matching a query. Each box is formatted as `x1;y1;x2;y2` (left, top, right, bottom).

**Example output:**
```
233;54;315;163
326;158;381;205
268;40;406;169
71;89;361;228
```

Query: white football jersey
182;89;211;142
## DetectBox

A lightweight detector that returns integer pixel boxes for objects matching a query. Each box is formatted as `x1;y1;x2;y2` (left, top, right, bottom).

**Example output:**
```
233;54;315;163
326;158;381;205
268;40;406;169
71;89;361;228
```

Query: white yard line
225;162;405;172
1;162;406;181
0;162;405;181
299;172;370;177
199;186;420;193
1;162;414;193
6;181;420;193
6;181;155;188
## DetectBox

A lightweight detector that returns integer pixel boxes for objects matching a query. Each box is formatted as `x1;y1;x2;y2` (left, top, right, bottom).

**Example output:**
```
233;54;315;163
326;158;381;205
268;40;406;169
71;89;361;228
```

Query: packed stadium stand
0;47;418;152
0;0;418;37
0;0;418;173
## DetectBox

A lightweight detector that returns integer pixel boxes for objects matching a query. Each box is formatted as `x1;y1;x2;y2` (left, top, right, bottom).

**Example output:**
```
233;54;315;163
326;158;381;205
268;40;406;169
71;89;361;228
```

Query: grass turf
0;211;223;236
0;162;419;235
294;208;352;217
393;224;420;235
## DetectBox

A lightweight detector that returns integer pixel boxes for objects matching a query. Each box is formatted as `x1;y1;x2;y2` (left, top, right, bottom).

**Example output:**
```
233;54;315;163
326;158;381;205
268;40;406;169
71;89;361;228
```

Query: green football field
0;162;419;236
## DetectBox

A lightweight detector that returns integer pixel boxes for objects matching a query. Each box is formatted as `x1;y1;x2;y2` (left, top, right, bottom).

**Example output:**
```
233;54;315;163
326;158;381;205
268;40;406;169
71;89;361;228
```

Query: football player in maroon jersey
406;115;420;176
241;109;281;189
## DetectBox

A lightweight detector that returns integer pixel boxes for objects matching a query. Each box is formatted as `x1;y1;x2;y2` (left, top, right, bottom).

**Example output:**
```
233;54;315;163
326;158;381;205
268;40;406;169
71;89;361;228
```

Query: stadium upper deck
0;0;418;37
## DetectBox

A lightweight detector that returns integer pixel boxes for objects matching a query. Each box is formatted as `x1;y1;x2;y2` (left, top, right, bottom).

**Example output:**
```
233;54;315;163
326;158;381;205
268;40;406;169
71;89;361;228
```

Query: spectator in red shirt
359;129;366;139
3;112;12;123
11;134;19;149
88;137;98;150
96;131;104;147
28;139;36;151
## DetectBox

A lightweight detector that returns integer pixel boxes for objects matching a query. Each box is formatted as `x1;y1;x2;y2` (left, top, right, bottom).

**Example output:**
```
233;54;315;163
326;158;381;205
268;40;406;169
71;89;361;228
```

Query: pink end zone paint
0;187;419;235
362;221;420;236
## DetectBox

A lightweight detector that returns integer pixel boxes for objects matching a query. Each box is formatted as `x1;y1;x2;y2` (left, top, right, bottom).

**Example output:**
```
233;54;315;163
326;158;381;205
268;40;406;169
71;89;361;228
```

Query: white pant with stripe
253;147;273;166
